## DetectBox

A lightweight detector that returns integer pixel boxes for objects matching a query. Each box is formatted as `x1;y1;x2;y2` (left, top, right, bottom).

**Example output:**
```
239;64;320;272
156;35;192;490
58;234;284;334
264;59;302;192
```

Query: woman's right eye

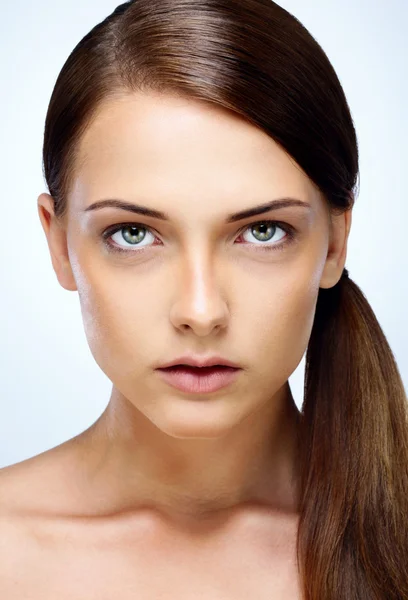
101;224;159;255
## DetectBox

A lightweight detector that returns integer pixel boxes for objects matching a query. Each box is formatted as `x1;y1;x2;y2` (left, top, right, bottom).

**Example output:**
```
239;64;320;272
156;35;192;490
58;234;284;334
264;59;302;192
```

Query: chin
149;399;245;439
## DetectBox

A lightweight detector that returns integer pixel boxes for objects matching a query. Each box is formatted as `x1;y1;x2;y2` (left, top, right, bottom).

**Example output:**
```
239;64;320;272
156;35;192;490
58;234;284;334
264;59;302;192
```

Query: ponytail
297;268;408;599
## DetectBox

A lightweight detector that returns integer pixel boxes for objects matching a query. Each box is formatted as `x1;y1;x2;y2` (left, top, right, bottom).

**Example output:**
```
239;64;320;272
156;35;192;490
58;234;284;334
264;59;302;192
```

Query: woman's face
39;92;349;438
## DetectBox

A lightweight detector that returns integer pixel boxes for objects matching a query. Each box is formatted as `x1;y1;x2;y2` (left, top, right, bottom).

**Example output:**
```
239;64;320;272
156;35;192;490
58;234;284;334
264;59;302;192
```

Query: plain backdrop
1;0;407;467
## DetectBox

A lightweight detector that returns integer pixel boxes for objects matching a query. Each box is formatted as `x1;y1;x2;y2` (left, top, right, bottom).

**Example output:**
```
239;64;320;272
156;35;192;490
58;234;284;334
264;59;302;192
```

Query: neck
79;382;302;523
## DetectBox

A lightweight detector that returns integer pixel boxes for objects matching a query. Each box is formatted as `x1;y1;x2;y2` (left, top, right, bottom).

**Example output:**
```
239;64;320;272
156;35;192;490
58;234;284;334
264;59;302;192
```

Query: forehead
70;92;320;214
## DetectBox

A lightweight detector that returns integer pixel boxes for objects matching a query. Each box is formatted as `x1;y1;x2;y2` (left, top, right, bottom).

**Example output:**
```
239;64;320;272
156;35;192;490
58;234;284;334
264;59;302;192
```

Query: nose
169;257;229;337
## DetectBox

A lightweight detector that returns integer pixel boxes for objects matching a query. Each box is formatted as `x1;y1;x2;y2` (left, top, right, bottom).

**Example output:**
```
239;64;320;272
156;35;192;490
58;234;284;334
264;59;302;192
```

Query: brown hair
41;1;408;597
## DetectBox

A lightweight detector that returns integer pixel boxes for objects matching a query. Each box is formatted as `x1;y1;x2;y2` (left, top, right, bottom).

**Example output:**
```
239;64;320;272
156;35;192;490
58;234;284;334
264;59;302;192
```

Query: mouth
156;364;241;394
159;365;238;372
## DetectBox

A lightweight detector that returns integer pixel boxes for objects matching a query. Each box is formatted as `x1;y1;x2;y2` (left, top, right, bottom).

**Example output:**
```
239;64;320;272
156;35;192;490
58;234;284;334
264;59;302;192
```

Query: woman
1;0;407;598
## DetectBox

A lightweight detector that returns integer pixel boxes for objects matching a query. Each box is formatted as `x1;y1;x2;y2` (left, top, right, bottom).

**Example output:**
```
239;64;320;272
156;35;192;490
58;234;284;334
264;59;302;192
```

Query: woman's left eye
101;220;296;255
236;221;296;251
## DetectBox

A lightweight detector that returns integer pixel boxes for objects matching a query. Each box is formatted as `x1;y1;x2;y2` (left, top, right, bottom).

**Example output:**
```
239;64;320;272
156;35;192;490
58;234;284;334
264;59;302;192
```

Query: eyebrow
83;197;311;223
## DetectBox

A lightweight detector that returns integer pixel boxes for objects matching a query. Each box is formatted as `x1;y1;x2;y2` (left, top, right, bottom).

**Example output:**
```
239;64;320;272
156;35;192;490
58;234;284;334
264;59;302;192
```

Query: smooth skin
0;92;352;598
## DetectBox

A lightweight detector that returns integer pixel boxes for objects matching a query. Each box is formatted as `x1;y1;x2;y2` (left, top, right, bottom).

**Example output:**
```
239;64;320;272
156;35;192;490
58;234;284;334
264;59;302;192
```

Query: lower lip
156;366;241;394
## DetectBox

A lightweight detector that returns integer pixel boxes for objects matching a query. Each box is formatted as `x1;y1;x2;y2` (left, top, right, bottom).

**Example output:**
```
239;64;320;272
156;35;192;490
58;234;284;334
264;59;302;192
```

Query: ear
319;207;352;289
37;193;78;292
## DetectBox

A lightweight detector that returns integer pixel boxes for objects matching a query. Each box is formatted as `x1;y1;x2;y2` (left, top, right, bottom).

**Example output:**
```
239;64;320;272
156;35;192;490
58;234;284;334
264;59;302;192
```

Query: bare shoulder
0;436;84;517
0;446;64;596
0;437;88;551
0;460;38;574
0;437;93;590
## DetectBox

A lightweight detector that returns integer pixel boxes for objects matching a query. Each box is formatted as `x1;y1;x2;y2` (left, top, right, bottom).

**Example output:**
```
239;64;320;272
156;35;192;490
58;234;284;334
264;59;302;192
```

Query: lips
156;364;241;394
158;355;241;369
161;365;236;371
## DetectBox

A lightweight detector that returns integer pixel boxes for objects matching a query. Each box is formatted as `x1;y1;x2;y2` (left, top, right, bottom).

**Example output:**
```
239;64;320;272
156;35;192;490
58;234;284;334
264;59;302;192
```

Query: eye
101;220;297;255
236;221;294;252
102;223;159;254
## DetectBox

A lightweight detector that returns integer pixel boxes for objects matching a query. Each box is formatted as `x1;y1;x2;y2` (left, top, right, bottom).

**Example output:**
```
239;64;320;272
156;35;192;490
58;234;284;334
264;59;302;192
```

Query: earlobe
319;208;352;289
37;193;78;292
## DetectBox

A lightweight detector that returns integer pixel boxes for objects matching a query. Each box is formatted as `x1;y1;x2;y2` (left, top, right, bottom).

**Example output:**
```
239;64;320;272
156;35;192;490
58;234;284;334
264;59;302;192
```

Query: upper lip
157;355;241;369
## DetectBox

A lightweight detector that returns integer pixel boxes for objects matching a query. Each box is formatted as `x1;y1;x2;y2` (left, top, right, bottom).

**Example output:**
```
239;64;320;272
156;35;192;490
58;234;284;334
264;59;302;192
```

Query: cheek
75;267;148;376
242;274;319;378
75;261;175;388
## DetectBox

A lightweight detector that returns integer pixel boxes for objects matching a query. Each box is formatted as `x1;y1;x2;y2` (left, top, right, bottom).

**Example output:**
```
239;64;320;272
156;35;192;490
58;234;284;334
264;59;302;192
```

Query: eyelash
101;220;297;256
